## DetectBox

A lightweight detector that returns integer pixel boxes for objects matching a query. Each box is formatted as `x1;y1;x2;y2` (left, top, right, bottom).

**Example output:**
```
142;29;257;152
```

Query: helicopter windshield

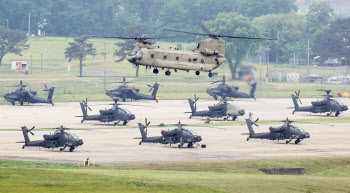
136;49;143;57
182;129;195;136
291;126;305;133
209;84;219;90
332;100;344;106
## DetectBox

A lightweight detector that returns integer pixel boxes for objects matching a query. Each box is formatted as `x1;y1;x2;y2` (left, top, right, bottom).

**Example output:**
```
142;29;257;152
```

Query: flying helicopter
106;78;160;102
206;76;257;100
3;81;55;106
20;125;83;152
187;95;245;121
86;25;275;77
138;119;203;148
245;117;310;144
78;98;135;125
291;90;348;116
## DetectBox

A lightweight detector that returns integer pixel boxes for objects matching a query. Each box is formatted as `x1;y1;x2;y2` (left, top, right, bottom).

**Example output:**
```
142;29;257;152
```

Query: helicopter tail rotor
294;90;302;104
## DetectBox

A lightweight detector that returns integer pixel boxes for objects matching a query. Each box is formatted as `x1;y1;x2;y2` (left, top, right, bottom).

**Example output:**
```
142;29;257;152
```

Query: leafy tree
306;2;334;35
0;26;29;66
206;13;260;79
237;0;298;18
114;25;150;62
253;13;307;63
64;36;97;77
313;17;350;66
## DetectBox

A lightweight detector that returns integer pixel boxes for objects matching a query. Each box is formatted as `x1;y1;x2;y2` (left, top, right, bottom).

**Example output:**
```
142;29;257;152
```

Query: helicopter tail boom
138;123;147;139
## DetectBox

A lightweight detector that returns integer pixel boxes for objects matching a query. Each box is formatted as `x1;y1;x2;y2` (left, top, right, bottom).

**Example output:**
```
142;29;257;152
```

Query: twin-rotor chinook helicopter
88;25;275;77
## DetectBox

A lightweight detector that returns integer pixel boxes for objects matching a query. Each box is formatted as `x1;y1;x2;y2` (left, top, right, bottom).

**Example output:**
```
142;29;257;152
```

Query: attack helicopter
291;90;348;116
106;78;160;102
245;117;310;144
87;25;275;77
78;98;135;125
3;81;55;106
187;95;245;121
138;119;204;148
206;76;257;100
20;125;83;152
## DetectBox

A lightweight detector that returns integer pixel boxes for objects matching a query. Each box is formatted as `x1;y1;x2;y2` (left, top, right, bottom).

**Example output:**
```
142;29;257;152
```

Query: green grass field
1;157;350;192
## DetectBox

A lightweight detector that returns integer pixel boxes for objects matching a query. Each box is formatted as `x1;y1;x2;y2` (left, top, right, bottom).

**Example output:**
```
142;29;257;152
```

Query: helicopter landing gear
11;102;15;105
165;70;171;76
114;121;120;125
81;120;84;123
292;111;295;114
246;137;250;141
187;142;193;148
153;68;159;74
123;120;128;125
232;115;237;121
189;115;192;119
195;71;200;76
208;72;213;77
285;141;289;144
139;141;142;145
122;98;126;102
69;146;75;152
20;102;23;106
60;145;67;152
295;139;300;144
22;145;25;149
213;96;217;100
335;111;340;117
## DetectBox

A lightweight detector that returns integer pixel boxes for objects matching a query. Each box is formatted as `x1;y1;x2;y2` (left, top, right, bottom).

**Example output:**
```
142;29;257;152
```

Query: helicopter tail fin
151;83;160;98
138;123;147;139
21;126;30;144
79;102;88;117
291;94;300;110
47;87;55;100
245;119;255;136
249;82;257;98
188;99;196;113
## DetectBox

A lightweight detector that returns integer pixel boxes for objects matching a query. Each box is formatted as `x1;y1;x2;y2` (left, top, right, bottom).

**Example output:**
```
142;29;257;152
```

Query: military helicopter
106;78;160;102
3;81;55;106
291;90;348;116
78;98;135;125
206;76;257;100
20;125;83;152
87;25;275;77
187;95;245;121
245;117;310;144
138;119;203;148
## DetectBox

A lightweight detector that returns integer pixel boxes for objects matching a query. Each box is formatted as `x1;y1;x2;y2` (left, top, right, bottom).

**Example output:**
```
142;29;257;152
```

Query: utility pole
307;39;310;76
101;43;107;92
30;55;32;75
266;41;270;82
276;31;279;63
28;14;30;37
255;42;262;90
41;52;43;72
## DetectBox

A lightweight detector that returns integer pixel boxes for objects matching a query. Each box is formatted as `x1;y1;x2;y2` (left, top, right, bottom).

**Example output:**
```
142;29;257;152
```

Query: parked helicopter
206;76;257;100
20;125;83;152
138;119;204;148
291;90;348;116
3;81;55;106
87;25;275;77
187;95;245;121
78;98;135;125
106;78;160;102
245;117;310;144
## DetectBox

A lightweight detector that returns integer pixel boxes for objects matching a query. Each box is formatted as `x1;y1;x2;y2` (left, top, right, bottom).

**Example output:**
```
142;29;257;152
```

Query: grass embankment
1;157;350;192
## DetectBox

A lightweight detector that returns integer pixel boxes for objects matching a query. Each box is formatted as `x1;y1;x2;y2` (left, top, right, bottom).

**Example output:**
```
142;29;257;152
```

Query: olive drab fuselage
126;38;226;73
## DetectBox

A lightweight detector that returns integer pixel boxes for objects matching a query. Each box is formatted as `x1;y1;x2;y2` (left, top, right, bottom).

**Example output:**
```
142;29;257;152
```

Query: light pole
255;42;262;90
266;41;270;83
30;55;32;75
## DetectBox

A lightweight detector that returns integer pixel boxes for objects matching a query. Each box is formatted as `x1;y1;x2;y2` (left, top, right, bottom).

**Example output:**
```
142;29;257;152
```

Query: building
11;60;28;71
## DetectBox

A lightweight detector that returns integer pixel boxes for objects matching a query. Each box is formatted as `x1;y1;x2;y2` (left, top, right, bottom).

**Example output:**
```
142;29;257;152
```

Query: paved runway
0;98;349;164
1;98;350;130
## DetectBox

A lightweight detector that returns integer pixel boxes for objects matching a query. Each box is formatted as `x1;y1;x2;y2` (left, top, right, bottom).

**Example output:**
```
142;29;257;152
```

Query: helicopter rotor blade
29;131;34;136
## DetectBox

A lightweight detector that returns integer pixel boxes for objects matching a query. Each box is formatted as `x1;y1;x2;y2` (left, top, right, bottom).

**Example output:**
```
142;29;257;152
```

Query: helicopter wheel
178;144;181;148
286;140;291;144
22;145;25;149
232;116;237;121
213;96;217;100
59;148;64;152
246;137;249;141
153;68;159;74
122;98;126;102
195;71;200;76
69;146;75;152
123;120;128;125
208;72;213;77
165;70;171;76
295;139;300;144
139;141;142;145
335;111;340;117
187;143;193;148
114;122;118;125
11;102;15;105
20;102;24;106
